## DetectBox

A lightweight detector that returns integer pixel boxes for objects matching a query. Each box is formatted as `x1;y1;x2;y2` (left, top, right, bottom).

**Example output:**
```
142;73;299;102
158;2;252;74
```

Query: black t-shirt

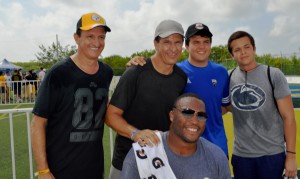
12;74;22;81
110;58;187;170
32;58;113;178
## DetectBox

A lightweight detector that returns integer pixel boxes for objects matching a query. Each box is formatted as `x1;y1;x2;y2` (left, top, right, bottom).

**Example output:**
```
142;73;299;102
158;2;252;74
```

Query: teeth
197;51;205;54
187;128;197;132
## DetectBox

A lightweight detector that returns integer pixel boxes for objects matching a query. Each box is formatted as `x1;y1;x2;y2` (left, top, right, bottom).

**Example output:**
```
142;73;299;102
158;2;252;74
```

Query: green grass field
0;104;115;179
0;104;299;178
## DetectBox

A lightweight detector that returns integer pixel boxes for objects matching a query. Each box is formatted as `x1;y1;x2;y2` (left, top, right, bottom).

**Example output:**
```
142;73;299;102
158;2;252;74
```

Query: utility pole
56;34;59;60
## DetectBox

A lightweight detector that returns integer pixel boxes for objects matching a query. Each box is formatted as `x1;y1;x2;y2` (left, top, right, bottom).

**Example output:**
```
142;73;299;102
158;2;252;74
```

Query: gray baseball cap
154;20;184;38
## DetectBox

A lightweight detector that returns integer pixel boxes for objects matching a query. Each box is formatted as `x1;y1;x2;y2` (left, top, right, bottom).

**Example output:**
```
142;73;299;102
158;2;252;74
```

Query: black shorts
0;86;5;94
13;85;22;95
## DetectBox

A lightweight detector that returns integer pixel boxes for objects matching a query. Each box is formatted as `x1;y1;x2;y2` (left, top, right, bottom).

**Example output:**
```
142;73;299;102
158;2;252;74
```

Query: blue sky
0;0;300;62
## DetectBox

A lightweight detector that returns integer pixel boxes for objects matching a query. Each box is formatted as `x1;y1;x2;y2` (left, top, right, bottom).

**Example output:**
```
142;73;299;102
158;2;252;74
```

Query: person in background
31;12;113;179
227;30;297;179
31;69;38;94
38;67;46;84
25;70;36;100
121;93;231;179
11;69;22;103
37;67;46;91
4;71;12;102
105;19;187;179
18;69;23;79
0;71;6;103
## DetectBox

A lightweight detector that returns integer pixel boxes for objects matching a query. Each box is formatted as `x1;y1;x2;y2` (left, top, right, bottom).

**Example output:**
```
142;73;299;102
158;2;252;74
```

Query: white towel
282;169;298;179
133;132;176;179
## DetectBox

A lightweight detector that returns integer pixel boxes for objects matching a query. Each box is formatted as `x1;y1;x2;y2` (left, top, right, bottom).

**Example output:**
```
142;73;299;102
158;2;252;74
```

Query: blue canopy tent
0;58;23;71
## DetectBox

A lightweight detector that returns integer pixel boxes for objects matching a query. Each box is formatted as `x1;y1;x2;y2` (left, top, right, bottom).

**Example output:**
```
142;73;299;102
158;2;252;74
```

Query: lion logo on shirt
231;83;266;111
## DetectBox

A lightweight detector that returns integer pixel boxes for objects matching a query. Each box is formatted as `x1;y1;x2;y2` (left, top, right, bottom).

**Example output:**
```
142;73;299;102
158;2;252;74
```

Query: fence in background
0;77;121;105
2;77;299;106
0;80;40;105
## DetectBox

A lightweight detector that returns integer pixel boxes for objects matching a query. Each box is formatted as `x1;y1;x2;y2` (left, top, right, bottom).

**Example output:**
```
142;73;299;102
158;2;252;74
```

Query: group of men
30;12;297;179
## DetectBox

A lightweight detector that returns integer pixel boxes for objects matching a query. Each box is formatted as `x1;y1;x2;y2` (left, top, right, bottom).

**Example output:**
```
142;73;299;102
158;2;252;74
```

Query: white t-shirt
38;70;46;81
4;74;12;87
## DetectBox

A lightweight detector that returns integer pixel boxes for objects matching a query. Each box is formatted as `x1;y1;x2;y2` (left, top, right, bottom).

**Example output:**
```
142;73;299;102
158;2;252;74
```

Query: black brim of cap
186;29;212;40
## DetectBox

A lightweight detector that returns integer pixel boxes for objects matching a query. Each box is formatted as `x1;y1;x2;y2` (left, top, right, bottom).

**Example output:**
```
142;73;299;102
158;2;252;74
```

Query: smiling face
170;96;206;143
154;33;184;66
74;26;106;61
186;35;211;67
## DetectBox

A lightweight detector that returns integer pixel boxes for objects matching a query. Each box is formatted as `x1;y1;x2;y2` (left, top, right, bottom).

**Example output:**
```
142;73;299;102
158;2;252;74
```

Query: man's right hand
126;56;146;67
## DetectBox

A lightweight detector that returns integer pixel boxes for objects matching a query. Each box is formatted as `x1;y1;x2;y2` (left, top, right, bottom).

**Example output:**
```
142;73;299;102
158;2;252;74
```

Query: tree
102;55;129;75
130;49;156;59
35;41;77;65
210;45;231;62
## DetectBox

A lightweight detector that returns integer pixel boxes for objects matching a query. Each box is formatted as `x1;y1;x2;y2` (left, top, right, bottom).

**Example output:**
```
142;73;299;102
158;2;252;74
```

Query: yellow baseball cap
77;12;111;32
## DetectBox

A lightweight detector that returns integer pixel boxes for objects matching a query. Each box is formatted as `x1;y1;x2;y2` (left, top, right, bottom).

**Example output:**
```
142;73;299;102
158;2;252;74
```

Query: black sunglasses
173;107;208;121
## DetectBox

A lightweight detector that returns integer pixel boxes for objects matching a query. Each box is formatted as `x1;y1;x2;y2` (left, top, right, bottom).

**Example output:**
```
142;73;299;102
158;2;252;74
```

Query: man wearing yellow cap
31;12;113;179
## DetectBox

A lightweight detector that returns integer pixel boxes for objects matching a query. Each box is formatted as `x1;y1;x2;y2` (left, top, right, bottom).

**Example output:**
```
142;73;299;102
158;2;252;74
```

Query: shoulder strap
228;67;236;87
267;65;279;112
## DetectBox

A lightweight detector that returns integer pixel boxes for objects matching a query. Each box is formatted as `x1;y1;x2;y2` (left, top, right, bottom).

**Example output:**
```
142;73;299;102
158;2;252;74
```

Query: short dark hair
185;32;212;46
154;36;161;43
76;29;82;37
173;93;203;108
227;31;255;55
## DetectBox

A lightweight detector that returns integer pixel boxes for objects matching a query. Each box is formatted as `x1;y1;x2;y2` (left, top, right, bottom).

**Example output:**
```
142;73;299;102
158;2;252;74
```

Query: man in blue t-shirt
177;23;230;155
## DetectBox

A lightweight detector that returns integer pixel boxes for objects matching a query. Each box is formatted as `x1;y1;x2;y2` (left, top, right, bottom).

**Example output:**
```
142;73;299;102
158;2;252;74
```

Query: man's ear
74;33;79;45
169;110;174;122
154;39;159;51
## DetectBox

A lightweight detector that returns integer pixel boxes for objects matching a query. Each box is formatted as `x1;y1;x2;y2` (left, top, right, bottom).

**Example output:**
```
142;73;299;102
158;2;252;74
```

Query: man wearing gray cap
105;19;187;179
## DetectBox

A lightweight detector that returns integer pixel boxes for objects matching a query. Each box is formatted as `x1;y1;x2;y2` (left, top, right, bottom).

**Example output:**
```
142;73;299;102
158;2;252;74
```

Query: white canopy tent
0;58;23;71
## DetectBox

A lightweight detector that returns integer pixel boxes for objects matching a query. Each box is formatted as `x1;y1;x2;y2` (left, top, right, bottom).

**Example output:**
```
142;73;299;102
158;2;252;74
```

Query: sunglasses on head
173;107;207;121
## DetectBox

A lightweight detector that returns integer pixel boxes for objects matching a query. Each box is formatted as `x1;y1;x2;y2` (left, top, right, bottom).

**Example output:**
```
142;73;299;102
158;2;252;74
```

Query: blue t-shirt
177;59;230;155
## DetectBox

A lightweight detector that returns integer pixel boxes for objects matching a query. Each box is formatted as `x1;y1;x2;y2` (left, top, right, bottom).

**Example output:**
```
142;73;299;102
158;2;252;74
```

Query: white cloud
267;0;300;13
265;0;300;56
0;0;299;62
